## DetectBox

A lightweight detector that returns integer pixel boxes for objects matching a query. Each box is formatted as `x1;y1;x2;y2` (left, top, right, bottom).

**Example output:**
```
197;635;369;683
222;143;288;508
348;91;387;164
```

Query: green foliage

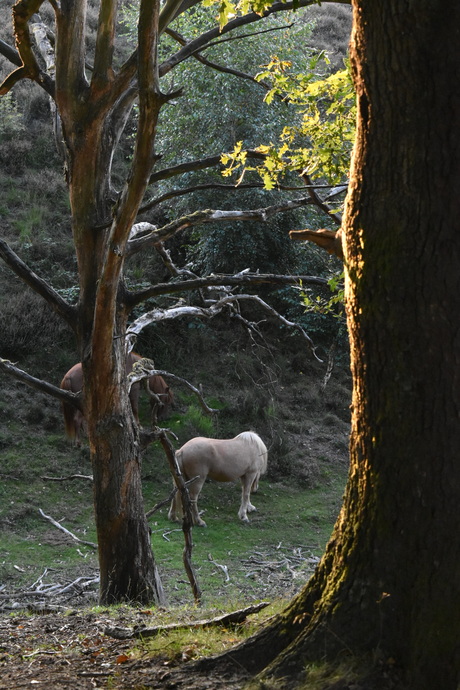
299;270;345;320
181;403;216;437
188;206;301;275
222;63;355;190
118;0;351;346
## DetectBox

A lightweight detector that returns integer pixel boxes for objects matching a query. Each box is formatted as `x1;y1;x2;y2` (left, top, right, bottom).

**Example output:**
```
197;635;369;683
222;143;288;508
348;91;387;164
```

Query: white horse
168;431;268;527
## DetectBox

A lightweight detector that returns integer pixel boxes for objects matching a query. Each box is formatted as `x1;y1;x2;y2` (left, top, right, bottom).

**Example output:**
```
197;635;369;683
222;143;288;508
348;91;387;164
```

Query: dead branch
127;198;314;254
38;509;97;550
145;476;200;518
145;485;179;519
42;474;93;482
0;239;76;327
208;553;230;582
105;601;270;640
301;171;342;225
126;359;219;416
126;271;328;306
322;340;337;390
158;430;202;605
0;569;100;606
126;293;322;361
0;358;83;409
231;294;323;361
290;227;344;260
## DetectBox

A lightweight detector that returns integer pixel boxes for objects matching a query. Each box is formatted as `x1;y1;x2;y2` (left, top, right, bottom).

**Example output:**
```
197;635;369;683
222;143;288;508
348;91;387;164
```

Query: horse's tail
259;441;268;475
60;375;76;440
175;449;184;474
239;431;268;475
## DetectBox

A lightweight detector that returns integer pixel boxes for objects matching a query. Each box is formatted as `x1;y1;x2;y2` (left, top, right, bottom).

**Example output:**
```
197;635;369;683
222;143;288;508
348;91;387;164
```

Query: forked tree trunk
217;2;460;688
50;0;166;606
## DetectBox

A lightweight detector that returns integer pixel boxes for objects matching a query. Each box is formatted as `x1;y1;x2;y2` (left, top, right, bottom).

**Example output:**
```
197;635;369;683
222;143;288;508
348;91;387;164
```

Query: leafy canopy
222;60;355;190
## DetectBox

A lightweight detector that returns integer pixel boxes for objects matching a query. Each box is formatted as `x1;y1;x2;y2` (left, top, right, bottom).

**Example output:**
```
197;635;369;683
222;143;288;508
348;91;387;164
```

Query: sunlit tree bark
210;1;460;687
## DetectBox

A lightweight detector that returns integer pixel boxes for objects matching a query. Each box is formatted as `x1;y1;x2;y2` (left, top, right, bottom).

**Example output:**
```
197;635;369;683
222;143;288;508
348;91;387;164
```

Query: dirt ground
0;607;252;689
0;571;291;690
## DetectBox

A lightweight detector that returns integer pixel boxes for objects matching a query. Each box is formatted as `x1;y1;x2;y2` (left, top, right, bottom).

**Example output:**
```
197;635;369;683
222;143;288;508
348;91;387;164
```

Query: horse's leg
74;411;84;447
239;473;258;521
168;487;182;522
251;472;260;493
188;476;207;527
168;476;207;527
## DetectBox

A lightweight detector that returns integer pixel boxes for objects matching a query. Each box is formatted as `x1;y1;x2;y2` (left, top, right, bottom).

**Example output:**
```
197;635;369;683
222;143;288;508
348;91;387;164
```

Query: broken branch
39;509;97;550
105;602;270;639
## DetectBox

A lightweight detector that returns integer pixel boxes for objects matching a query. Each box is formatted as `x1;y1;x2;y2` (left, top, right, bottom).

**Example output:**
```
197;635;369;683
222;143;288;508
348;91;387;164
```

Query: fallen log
105;601;270;640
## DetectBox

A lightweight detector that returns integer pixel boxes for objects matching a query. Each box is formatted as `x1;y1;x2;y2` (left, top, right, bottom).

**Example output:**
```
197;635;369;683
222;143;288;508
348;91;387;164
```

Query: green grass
0;437;347;605
142;466;346;606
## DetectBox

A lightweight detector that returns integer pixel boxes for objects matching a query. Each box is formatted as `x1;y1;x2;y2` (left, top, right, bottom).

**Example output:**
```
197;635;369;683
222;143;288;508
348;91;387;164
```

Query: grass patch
0;449;347;605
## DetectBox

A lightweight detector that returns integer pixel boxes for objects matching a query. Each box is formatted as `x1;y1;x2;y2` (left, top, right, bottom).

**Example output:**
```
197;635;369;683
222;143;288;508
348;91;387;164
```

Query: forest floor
0;555;311;689
0;609;252;690
0;599;253;689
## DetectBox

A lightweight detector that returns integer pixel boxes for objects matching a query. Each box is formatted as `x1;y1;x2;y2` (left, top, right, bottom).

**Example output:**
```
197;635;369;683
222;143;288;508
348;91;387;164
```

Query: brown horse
168;431;268;527
60;353;173;445
146;374;174;425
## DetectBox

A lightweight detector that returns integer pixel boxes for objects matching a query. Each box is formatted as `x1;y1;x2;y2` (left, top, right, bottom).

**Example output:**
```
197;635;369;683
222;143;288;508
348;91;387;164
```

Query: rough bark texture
214;2;460;688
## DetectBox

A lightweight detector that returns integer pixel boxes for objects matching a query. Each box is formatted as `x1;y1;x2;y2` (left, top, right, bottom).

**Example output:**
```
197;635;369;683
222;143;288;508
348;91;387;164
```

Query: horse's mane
236;431;268;473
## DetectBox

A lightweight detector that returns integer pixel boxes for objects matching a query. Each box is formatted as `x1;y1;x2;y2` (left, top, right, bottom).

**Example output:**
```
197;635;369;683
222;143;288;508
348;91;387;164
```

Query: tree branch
126;293;323;361
0;238;77;329
0;2;55;97
0;38;22;67
126;271;328;307
139;181;267;213
39;509;97;550
157;429;202;605
148;149;266;185
290;228;344;260
126;197;314;255
0;358;83;411
158;0;334;78
126;358;219;415
301;172;342;225
91;0;117;89
105;602;269;639
165;27;280;90
159;0;202;34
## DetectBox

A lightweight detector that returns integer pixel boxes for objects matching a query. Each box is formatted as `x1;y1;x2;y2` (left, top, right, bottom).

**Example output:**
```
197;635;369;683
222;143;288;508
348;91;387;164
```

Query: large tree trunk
85;339;164;604
216;2;460;687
